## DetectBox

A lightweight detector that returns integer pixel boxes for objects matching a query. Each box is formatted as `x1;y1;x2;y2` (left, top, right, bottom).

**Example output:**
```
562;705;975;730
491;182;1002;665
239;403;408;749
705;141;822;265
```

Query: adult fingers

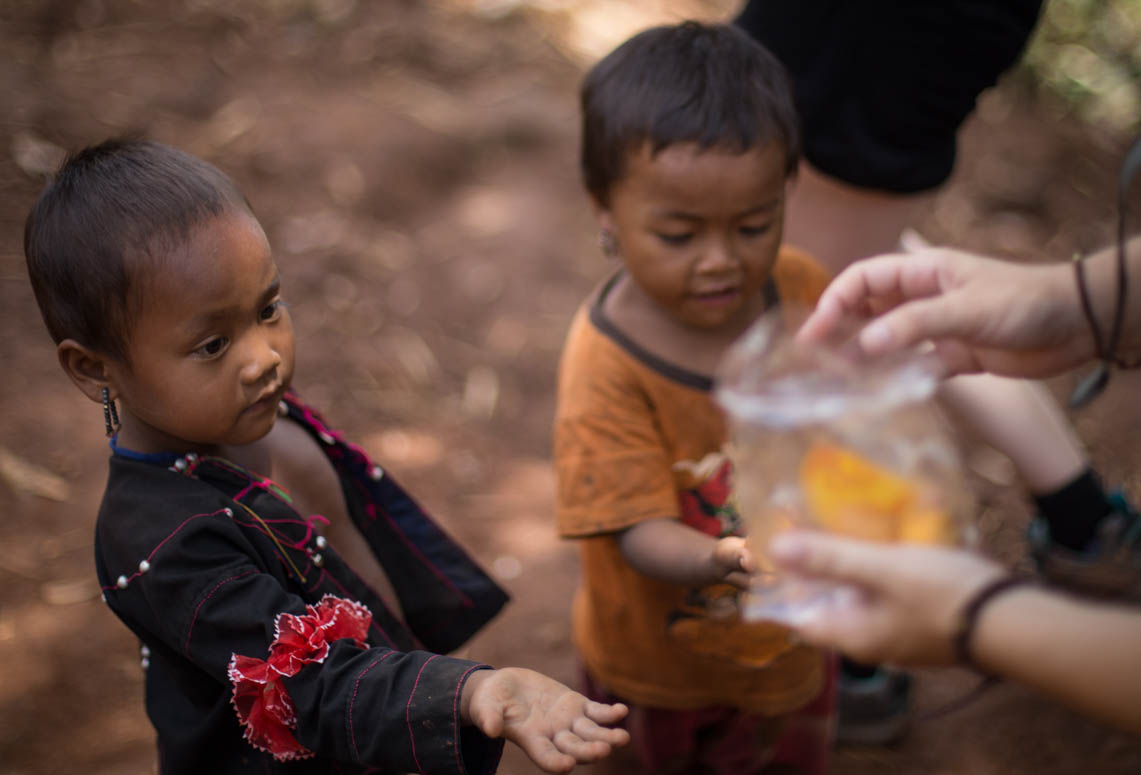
768;532;901;590
857;293;979;356
824;254;947;316
788;597;896;665
798;253;945;343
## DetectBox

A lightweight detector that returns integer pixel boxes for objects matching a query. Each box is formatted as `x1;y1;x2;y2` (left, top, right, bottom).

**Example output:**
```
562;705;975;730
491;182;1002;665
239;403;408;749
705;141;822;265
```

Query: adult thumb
769;532;894;590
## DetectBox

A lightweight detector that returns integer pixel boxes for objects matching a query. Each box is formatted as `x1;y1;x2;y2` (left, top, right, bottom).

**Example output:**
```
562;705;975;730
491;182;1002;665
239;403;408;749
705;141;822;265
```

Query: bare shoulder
267;414;329;471
265;413;402;609
264;415;347;523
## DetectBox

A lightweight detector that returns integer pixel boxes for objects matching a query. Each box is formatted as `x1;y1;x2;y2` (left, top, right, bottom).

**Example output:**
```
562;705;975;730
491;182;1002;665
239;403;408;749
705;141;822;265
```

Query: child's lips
692;286;741;305
246;385;284;414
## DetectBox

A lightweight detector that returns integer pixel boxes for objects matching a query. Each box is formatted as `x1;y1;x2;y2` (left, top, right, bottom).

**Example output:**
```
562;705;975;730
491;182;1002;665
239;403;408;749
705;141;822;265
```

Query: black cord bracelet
1069;134;1141;408
951;576;1035;674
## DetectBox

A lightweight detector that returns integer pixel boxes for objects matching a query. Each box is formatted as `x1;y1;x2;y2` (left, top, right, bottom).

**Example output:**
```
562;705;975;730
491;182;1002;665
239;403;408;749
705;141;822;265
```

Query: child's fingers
584;700;628;725
724;570;753;589
738;545;757;573
552;729;613;762
713;536;750;577
572;716;630;747
520;736;576;774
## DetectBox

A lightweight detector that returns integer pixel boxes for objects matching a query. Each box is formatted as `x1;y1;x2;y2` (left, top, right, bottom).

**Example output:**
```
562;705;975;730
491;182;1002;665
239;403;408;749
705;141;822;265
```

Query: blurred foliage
1019;0;1141;134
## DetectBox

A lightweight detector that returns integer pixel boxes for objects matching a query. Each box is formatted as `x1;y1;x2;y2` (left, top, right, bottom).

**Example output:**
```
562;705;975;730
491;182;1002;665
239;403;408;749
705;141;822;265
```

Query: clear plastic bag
714;311;974;622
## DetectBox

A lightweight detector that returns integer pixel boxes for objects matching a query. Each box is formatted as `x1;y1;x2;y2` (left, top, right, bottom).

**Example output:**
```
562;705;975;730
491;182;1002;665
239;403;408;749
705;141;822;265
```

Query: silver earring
103;387;121;437
599;229;619;257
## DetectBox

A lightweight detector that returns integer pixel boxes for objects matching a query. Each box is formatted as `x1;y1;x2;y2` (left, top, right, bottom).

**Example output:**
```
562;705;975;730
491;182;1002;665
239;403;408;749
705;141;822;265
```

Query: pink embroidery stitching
351;479;474;608
289;514;330;549
405;654;441;775
347;651;395;761
228;595;372;761
185;570;257;655
289;392;476;608
453;665;484;774
100;508;232;594
306;569;327;595
319;572;399;648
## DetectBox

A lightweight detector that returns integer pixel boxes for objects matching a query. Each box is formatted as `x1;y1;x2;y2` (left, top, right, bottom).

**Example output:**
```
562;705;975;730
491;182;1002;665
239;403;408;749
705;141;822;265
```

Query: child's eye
656;232;692;246
195;337;229;358
739;223;773;237
260;299;286;322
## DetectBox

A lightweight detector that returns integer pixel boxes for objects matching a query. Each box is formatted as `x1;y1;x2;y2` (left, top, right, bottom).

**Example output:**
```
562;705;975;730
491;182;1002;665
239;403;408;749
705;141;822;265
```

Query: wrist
1124;237;1141;360
460;668;493;724
1068;243;1141;365
951;575;1035;673
1049;260;1099;363
707;545;728;582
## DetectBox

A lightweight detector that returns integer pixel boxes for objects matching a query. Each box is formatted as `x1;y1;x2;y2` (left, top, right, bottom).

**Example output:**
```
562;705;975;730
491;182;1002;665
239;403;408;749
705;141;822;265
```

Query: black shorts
736;0;1043;193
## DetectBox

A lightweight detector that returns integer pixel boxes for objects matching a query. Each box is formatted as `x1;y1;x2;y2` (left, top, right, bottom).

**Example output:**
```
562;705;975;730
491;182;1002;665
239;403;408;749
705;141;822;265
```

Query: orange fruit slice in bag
897;506;956;545
799;442;954;544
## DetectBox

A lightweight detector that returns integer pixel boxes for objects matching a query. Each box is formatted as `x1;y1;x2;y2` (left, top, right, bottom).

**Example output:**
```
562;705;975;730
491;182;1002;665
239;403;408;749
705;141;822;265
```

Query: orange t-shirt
553;246;830;715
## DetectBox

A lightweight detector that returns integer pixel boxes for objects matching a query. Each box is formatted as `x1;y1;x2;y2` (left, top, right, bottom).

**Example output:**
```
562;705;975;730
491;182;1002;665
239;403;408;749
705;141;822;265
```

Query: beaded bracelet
951;575;1035;674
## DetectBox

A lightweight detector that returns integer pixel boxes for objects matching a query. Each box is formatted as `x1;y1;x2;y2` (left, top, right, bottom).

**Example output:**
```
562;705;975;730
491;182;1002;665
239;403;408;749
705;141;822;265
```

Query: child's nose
696;237;736;273
241;332;283;384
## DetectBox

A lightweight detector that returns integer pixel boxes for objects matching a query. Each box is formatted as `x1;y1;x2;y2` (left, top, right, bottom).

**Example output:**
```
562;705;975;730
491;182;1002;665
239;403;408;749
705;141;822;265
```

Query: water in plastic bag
714;311;973;623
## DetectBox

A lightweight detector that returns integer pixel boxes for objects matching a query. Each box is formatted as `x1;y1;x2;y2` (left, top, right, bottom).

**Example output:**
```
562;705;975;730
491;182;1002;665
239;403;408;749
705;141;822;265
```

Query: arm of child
461;668;629;774
618;518;755;588
937;374;1087;493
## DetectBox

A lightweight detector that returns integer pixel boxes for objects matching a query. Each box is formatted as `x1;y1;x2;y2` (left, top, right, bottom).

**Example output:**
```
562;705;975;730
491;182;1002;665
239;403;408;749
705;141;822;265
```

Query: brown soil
1;2;1140;773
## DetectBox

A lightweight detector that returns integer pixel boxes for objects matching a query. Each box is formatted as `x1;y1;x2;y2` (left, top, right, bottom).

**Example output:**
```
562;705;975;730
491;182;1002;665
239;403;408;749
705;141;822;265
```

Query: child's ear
592;204;615;234
593;208;620;258
57;339;115;403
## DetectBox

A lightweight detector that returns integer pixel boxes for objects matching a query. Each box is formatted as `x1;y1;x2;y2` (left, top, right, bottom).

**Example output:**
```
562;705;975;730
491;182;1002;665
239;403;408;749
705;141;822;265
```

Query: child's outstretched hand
461;667;629;773
712;535;756;589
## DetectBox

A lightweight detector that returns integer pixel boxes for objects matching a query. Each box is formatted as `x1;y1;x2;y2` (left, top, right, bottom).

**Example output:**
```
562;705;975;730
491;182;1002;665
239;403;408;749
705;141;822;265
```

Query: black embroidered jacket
94;394;509;774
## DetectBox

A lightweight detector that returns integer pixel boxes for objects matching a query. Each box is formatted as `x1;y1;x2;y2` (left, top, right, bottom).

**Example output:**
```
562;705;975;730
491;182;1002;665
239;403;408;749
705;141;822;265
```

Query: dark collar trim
108;435;184;466
587;273;780;392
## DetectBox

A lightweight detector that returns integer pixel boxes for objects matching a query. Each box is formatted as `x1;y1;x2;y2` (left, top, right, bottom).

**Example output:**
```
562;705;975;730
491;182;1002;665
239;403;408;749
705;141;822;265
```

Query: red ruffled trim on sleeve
228;594;373;761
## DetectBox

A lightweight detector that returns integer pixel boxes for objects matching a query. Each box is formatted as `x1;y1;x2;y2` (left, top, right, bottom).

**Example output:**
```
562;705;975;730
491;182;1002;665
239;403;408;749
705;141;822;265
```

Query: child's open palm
462;667;629;773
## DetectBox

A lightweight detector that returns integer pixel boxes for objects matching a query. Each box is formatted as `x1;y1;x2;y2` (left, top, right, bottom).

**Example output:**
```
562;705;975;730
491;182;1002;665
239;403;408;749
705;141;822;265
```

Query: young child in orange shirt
553;22;834;774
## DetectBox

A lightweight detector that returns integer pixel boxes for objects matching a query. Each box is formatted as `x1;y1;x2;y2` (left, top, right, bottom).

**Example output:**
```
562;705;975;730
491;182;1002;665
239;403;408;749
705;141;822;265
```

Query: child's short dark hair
580;21;801;206
24;138;251;362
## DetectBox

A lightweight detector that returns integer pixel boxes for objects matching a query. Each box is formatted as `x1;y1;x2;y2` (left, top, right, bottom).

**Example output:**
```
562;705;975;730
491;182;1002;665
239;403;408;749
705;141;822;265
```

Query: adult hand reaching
766;531;1007;666
797;248;1109;379
766;530;1141;735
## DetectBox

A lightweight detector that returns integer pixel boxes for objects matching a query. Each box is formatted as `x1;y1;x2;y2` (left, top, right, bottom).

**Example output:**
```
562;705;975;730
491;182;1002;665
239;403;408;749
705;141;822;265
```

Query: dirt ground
2;2;1141;773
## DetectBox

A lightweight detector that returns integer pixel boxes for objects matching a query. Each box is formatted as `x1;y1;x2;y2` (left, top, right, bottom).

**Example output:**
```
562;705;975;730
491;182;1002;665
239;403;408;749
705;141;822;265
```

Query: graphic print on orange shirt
674;451;743;538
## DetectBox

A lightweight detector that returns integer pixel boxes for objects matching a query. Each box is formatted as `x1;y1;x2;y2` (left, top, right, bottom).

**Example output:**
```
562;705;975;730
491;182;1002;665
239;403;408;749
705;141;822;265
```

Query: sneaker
1028;490;1141;601
835;667;911;745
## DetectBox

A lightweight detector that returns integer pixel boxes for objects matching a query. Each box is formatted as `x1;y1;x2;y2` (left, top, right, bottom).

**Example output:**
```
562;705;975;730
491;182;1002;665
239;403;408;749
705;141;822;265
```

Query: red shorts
581;657;836;775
